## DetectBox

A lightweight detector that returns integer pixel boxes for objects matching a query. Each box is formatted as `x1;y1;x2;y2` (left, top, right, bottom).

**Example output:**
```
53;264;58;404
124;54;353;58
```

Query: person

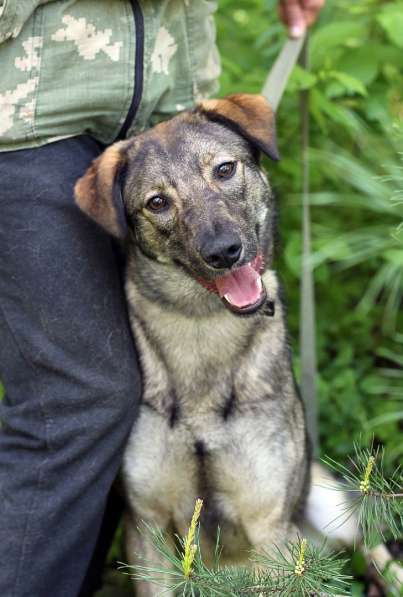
0;1;324;595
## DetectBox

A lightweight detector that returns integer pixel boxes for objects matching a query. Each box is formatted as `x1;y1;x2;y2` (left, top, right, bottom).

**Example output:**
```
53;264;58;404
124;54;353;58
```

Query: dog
74;94;313;595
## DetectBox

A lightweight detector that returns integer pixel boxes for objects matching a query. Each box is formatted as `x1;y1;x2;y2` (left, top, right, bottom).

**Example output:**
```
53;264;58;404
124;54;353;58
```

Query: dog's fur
75;94;311;595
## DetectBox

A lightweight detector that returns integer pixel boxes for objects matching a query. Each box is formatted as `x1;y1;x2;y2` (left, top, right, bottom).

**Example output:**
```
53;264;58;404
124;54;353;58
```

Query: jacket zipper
116;0;144;140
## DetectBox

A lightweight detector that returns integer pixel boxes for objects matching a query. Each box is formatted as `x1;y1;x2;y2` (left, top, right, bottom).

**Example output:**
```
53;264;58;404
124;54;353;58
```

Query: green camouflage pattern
0;0;220;151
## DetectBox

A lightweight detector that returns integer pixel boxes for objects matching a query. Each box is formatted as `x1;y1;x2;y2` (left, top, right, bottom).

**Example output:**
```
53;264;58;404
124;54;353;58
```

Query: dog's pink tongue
215;263;262;308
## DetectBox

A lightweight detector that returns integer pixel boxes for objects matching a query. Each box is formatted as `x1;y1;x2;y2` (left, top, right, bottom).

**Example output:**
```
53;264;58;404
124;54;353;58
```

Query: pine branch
122;504;351;596
120;444;402;594
322;442;403;548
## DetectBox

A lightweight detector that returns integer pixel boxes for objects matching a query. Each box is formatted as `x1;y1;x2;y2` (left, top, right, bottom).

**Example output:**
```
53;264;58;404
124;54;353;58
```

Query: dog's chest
133;301;255;402
122;274;306;549
122;386;298;548
125;294;247;497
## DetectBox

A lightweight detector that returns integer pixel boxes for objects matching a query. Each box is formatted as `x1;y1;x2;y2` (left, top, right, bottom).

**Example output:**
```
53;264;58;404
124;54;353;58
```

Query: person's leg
0;136;141;597
79;485;126;597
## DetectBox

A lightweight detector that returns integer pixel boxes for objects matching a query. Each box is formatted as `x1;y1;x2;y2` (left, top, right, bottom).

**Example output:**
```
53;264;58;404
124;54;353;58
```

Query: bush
216;0;403;469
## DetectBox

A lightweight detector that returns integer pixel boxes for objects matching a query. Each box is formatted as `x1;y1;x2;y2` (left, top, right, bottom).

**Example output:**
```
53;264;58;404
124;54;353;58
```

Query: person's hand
278;0;325;39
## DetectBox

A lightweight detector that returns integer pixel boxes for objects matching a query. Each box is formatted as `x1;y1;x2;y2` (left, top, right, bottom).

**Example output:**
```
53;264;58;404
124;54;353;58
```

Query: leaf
384;249;403;266
377;4;403;49
368;411;403;427
287;64;317;93
310;89;364;134
327;71;367;97
335;47;379;86
310;21;368;69
362;93;392;125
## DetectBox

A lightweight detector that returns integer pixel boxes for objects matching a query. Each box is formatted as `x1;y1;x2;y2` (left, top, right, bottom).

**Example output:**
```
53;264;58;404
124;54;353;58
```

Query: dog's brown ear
74;141;130;238
197;94;279;161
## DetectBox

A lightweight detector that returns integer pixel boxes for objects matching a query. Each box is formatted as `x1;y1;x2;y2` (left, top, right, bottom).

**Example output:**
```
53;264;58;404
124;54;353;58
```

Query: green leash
262;35;318;454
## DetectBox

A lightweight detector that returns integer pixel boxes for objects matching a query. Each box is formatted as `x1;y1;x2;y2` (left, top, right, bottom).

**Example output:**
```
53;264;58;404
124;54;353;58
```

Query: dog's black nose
200;234;242;269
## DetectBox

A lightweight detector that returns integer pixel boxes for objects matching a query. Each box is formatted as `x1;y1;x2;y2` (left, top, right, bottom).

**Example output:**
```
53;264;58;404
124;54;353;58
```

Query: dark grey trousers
0;136;141;597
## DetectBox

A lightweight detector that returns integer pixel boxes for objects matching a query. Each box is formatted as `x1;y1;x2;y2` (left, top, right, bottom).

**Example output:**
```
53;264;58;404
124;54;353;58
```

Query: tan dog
75;95;339;595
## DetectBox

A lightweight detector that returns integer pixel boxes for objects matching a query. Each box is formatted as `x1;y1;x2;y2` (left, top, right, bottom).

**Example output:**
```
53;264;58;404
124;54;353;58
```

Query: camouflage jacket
0;0;220;151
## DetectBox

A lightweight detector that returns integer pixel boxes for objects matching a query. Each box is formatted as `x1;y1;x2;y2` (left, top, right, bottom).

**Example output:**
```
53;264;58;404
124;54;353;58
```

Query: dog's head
75;94;278;315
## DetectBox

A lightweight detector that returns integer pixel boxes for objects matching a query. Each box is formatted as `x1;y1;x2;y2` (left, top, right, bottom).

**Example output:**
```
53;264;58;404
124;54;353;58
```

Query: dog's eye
215;161;237;179
146;195;169;212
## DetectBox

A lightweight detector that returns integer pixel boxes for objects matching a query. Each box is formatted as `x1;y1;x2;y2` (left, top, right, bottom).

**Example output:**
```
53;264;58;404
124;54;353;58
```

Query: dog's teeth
224;293;234;305
256;276;263;294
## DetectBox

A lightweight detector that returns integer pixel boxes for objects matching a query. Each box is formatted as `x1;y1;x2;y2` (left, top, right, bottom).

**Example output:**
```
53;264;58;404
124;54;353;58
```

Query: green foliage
216;0;403;469
323;443;403;548
124;523;351;596
377;2;403;48
120;447;403;595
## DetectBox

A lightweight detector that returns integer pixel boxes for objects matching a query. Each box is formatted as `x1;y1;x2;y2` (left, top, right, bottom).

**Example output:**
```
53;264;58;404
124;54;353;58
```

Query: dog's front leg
242;505;299;560
124;510;175;597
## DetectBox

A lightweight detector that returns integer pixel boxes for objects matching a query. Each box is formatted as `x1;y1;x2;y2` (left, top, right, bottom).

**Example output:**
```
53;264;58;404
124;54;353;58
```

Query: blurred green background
216;3;403;591
216;0;403;469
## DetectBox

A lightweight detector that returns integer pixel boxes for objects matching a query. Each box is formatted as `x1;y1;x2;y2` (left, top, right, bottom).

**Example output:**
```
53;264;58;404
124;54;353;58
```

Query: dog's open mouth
216;256;266;314
197;255;267;315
